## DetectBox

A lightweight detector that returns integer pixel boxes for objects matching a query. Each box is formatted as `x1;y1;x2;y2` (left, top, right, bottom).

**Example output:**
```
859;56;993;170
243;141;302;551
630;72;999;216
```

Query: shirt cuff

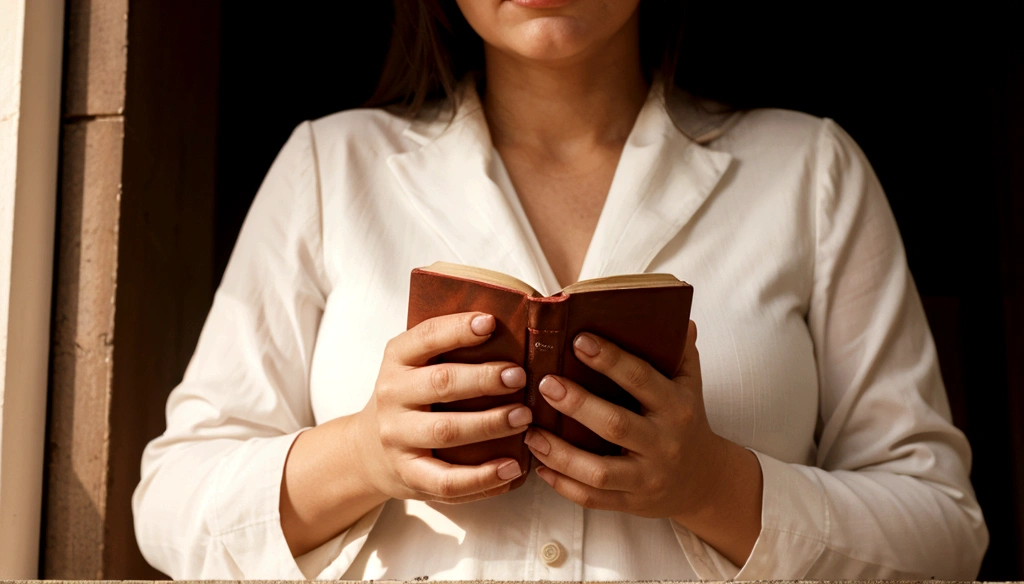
672;449;829;580
211;430;382;579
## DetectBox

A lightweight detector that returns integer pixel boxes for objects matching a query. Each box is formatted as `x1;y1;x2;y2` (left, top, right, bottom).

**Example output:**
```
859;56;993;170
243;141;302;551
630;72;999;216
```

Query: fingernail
524;429;551;455
501;366;526;388
508;406;532;428
536;466;555;486
538;376;566;400
471;314;495;336
497;460;521;480
574;333;600;357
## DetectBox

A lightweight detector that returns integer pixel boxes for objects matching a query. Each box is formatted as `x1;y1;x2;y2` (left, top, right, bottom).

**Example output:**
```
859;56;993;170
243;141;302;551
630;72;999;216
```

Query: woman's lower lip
509;0;573;8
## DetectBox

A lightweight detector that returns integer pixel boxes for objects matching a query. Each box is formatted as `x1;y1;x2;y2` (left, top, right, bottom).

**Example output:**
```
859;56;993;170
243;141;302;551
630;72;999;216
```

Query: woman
132;0;988;579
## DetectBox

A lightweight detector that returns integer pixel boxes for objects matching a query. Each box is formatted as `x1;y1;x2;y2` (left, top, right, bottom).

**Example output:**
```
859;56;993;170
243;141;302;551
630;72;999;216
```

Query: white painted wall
0;0;64;577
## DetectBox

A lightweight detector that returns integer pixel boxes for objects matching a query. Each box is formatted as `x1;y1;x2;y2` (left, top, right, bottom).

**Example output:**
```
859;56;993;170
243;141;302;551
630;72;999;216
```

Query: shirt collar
402;75;743;148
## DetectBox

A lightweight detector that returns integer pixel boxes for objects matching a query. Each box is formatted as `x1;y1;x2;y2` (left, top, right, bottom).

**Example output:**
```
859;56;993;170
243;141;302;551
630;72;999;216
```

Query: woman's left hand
524;321;763;564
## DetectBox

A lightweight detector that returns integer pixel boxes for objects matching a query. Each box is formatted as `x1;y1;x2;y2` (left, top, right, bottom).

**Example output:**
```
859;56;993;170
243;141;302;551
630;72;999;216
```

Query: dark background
213;2;1023;579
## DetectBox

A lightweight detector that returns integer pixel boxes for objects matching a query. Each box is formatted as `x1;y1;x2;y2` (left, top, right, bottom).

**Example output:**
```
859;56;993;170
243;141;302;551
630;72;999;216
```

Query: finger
677;320;701;380
571;333;672;413
524;428;638;491
537;375;654;452
535;466;631;512
402;362;526;406
401;456;525;500
432;482;514;505
389;313;496;366
403;456;524;500
401;405;532;449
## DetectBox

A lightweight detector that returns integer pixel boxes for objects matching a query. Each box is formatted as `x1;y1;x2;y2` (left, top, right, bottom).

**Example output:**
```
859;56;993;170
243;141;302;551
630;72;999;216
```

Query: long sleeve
676;119;988;579
132;123;376;578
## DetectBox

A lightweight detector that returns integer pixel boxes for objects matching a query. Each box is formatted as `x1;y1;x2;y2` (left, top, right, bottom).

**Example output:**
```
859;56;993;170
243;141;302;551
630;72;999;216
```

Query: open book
407;261;693;489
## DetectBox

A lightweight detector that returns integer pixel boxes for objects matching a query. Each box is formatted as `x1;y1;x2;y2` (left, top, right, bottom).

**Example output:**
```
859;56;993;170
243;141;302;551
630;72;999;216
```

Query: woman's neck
481;14;649;159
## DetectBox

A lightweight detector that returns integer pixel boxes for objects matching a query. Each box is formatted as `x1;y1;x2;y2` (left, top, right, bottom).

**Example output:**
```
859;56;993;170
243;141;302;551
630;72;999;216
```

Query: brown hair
366;0;689;116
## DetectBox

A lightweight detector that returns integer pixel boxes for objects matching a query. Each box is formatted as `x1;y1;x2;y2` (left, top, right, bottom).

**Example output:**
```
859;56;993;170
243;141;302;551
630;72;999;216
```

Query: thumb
676;320;701;380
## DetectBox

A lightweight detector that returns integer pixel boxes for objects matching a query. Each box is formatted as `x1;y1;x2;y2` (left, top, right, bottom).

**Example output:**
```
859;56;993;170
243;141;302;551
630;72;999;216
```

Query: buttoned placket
522;471;583;579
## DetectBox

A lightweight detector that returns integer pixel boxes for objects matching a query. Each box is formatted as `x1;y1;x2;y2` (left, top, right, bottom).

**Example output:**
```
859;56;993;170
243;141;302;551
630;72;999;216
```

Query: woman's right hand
353;311;531;503
281;312;530;557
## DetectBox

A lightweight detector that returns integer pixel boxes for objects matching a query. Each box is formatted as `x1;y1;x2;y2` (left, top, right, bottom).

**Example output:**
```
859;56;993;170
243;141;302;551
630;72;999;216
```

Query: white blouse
132;81;988;580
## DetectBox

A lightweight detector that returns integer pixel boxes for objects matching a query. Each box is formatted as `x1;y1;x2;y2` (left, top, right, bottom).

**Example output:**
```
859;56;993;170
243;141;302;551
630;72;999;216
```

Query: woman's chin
501;17;597;63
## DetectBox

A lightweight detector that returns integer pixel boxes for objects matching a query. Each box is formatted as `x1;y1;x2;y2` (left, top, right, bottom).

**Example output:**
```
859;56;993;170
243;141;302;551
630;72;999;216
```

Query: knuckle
677;402;696;426
589;465;610;489
430;366;455;400
605;410;631;441
578;491;599;509
483;365;505;394
372;383;388;405
435;472;459;498
376;380;396;402
492;410;512;434
420;317;441;339
647;475;667;497
625;360;653;388
378;421;398;448
418;318;444;351
432;418;460;446
663;440;683;463
382;339;397;361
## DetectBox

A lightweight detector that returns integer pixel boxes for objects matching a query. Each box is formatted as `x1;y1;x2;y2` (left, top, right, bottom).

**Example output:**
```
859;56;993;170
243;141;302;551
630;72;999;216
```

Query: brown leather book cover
407;262;693;490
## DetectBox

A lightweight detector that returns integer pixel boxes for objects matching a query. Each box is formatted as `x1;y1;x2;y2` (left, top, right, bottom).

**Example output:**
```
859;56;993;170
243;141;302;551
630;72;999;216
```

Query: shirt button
540;541;564;566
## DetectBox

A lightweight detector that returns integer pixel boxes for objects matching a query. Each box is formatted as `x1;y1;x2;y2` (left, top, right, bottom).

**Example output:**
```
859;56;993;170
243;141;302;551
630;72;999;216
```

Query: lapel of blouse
389;80;741;289
387;81;550;291
575;86;738;281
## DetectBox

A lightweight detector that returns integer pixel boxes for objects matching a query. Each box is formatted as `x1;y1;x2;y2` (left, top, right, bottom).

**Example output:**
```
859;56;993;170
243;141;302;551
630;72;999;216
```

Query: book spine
525;297;569;435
